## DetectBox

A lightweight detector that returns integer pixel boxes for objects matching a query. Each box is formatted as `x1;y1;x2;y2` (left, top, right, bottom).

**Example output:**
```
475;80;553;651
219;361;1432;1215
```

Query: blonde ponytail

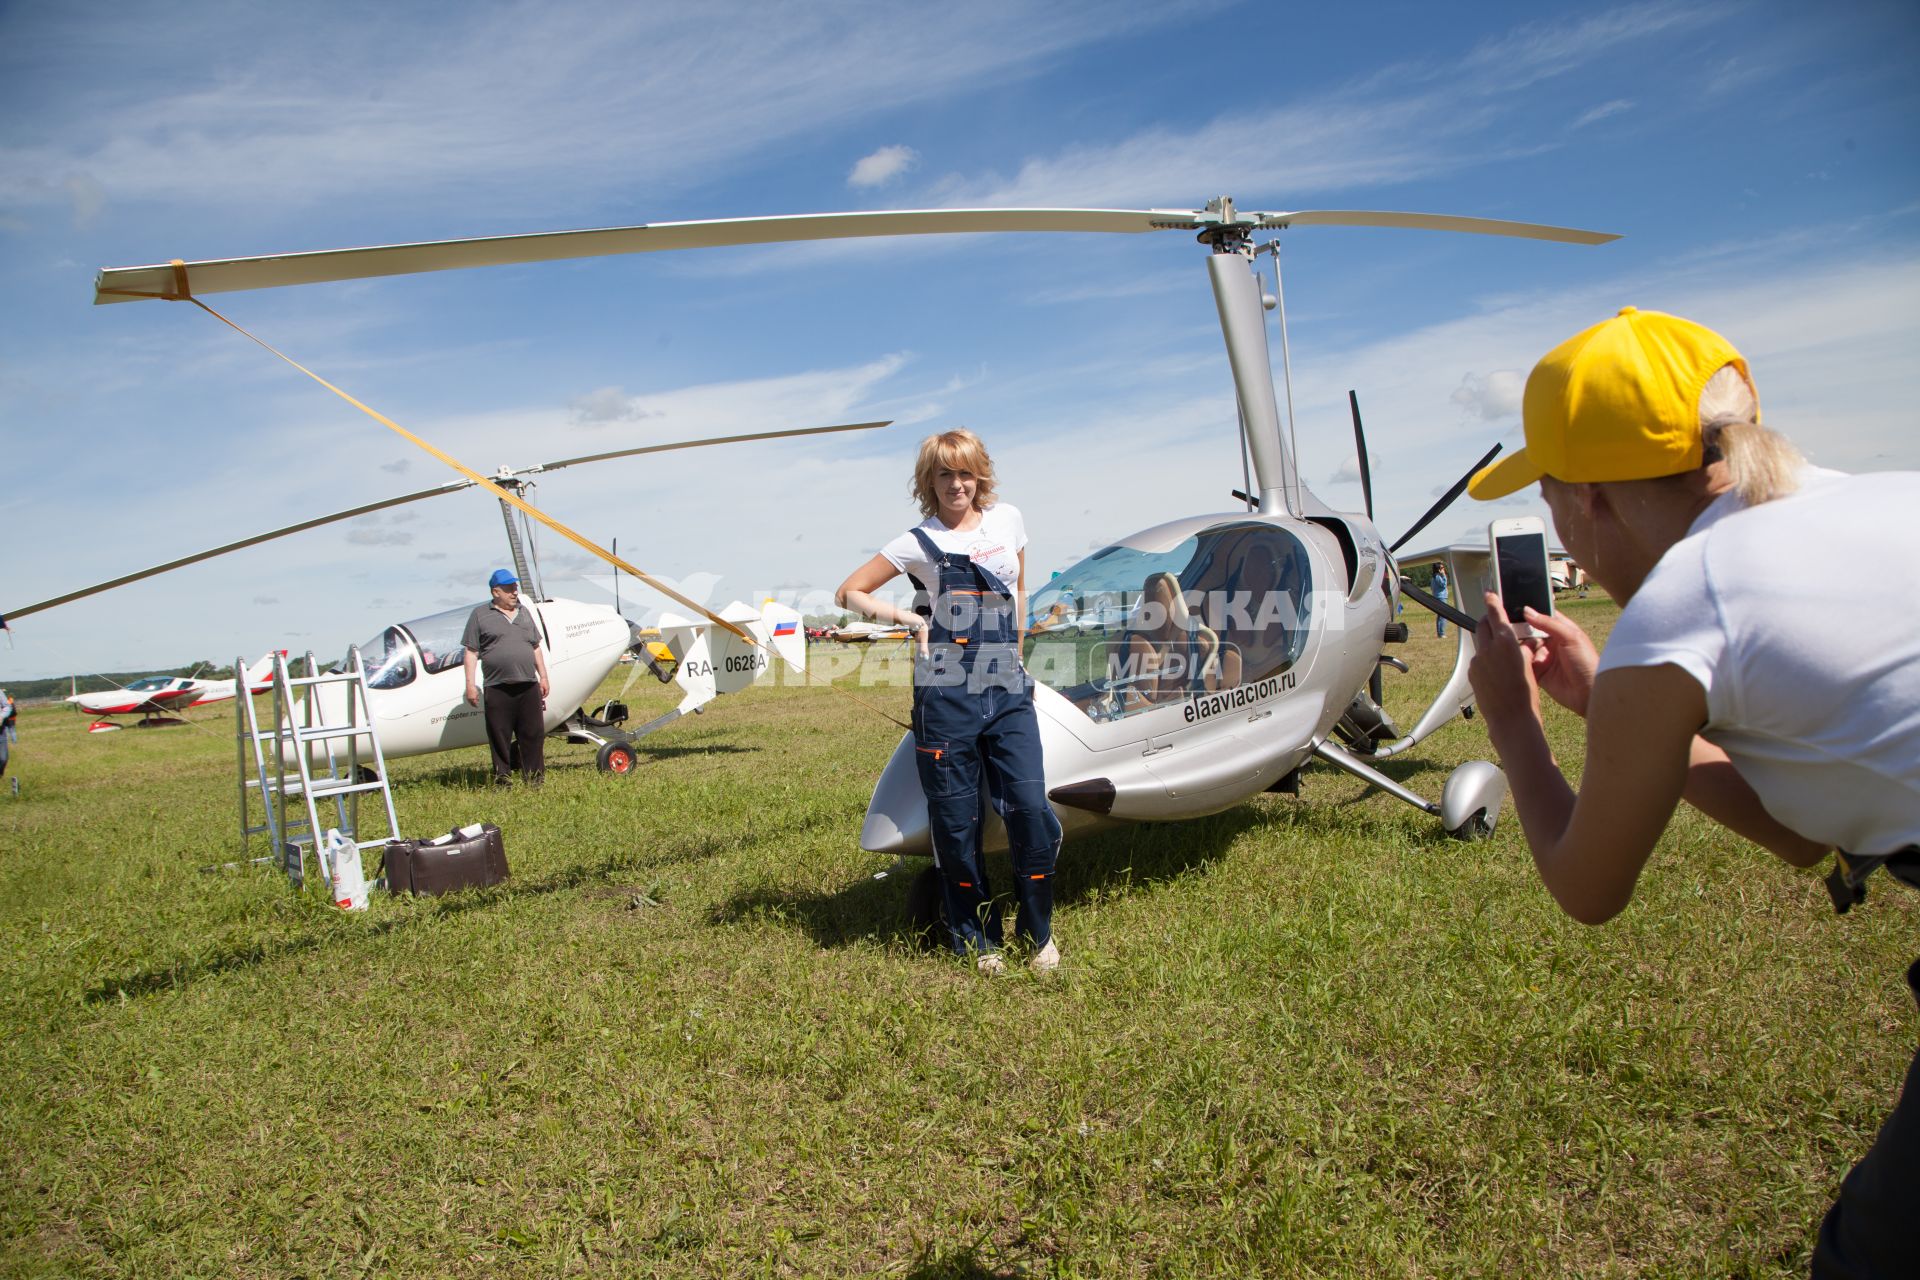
1691;363;1799;507
1706;419;1802;507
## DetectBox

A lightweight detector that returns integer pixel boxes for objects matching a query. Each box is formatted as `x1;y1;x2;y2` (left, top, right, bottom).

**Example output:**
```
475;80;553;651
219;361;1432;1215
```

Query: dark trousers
912;674;1062;956
1812;957;1920;1278
482;680;544;783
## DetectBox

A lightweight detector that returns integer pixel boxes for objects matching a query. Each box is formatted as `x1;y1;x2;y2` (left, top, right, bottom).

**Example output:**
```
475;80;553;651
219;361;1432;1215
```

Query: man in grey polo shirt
462;569;551;787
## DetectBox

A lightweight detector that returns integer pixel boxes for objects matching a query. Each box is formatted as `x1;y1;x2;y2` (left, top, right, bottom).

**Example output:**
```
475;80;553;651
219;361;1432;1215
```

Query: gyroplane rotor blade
92;209;1198;303
3;419;891;624
526;419;889;474
1389;443;1503;555
93;205;1617;303
1252;210;1618;245
1;478;470;623
1399;580;1479;633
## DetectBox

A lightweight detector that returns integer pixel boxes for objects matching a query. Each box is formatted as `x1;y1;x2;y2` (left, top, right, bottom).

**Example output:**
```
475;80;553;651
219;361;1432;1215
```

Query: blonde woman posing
837;429;1064;975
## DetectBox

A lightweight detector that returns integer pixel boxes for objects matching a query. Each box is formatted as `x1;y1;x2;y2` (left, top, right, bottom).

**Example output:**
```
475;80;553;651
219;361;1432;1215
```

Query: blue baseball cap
488;569;518;589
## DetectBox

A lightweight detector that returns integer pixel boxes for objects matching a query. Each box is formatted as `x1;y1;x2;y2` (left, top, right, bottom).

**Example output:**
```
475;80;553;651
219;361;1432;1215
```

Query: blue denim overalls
908;526;1063;956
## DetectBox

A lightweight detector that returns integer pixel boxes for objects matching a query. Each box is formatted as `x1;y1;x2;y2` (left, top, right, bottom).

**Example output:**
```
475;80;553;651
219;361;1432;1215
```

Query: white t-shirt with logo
1596;467;1920;854
880;503;1027;596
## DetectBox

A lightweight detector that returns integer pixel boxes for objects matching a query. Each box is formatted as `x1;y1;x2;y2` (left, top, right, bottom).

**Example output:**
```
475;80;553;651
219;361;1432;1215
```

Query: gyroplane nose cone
859;735;932;855
859;803;922;855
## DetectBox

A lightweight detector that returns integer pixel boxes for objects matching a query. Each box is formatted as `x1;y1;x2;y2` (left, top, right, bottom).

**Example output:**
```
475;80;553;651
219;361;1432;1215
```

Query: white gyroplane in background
823;620;917;644
10;422;886;773
80;197;1614;926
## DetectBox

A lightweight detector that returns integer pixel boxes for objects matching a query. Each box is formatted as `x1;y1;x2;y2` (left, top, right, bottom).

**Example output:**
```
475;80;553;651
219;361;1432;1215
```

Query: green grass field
2;597;1913;1278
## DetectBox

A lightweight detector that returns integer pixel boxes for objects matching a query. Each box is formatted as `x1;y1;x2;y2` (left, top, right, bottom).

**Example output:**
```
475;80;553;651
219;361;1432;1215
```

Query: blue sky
2;0;1915;679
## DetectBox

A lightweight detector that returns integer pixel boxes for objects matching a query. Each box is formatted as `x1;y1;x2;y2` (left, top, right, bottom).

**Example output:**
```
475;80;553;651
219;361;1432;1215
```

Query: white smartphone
1489;516;1555;638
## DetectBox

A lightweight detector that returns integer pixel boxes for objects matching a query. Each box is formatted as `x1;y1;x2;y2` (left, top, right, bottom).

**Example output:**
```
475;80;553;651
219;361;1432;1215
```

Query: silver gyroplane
74;197;1614;897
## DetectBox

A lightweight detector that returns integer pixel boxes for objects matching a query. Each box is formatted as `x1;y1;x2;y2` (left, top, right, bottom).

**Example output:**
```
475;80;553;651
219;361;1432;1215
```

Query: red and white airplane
67;652;280;732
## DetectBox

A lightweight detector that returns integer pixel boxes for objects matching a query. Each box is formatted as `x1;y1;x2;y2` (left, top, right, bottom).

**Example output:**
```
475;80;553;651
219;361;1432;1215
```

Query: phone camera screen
1496;532;1551;623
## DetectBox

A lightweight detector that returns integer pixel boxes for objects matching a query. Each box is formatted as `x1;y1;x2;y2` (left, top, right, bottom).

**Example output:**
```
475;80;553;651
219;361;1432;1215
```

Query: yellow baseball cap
1468;307;1756;500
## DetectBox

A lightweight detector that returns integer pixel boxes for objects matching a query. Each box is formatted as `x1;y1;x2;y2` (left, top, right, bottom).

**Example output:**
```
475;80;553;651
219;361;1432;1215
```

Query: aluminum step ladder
236;646;400;889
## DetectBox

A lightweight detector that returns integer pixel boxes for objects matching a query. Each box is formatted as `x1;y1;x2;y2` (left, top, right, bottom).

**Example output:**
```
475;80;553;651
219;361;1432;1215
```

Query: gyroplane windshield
402;604;480;676
352;625;419;690
345;604;483;688
1024;520;1312;723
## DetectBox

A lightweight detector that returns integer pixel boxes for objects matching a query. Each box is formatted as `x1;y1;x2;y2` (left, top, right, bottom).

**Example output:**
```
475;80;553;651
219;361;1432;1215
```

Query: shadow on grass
709;805;1269;950
396;739;759;788
903;1246;1027;1280
82;828;744;1004
633;742;759;762
1309;752;1453;808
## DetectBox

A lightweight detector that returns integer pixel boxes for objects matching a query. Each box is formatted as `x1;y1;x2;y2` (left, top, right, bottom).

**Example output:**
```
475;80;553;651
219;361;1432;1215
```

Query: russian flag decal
773;620;797;637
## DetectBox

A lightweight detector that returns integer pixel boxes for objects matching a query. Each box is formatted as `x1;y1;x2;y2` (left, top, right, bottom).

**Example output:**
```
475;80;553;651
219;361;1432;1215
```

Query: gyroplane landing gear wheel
904;865;947;950
595;741;638;775
1447;809;1495;841
1440;759;1506;841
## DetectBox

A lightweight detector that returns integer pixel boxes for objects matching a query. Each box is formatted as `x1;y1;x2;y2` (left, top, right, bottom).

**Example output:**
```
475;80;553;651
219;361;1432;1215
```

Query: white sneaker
1030;940;1061;974
976;952;1007;976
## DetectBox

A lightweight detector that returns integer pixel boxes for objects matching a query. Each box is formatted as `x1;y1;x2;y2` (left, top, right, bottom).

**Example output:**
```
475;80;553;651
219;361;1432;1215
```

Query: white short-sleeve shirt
880;503;1027;596
1597;467;1920;854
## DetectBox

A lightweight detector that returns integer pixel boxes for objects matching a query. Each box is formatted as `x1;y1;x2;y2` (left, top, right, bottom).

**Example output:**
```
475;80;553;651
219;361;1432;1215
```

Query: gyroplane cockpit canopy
403;605;479;676
354;625;418;690
1023;520;1312;723
347;604;482;689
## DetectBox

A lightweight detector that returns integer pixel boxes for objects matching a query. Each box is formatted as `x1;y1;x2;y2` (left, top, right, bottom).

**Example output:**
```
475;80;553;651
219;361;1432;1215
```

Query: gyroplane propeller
8;421;887;772
79;196;1614;891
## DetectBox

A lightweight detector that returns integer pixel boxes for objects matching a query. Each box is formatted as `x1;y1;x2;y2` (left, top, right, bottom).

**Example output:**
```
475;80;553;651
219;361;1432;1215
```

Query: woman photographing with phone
836;429;1063;975
1464;307;1920;1275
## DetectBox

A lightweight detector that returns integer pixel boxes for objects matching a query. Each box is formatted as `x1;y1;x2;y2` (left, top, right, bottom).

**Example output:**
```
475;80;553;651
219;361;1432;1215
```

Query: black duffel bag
383;823;509;897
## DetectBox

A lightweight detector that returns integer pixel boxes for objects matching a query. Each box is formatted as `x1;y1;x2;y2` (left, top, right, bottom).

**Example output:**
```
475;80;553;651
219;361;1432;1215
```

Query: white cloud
63;172;104;225
1571;99;1634;129
705;6;1717;258
569;386;658;427
1328;452;1379;486
1449;370;1525;421
0;3;1210;218
345;516;414;547
1451;3;1716;93
1281;243;1920;548
849;145;918;189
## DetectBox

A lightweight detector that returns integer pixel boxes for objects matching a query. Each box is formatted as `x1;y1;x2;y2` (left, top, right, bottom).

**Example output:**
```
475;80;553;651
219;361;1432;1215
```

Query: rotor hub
1195;196;1255;256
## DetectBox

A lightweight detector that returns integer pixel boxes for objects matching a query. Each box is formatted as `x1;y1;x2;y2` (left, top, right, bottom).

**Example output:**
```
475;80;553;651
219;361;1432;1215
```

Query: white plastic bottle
324;828;369;911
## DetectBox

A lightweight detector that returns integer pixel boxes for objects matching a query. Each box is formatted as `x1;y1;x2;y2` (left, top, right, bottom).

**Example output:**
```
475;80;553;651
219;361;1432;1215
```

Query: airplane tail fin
244;650;286;691
658;601;798;714
761;600;806;675
658;612;718;714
